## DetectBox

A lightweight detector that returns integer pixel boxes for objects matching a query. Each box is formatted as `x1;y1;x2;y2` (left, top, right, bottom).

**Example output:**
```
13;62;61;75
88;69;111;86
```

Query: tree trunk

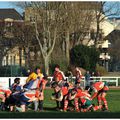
95;22;100;46
0;59;2;66
44;56;49;75
24;47;29;69
19;47;22;67
65;30;70;66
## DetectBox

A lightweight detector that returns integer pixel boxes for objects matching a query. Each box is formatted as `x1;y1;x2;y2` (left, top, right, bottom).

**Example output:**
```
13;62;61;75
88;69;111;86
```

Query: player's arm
55;92;63;101
60;71;66;81
51;91;63;102
91;87;98;100
69;93;76;100
26;76;31;83
42;80;48;90
26;72;37;83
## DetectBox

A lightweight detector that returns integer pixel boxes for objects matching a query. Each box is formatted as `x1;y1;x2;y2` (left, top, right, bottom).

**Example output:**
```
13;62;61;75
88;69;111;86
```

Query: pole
10;56;12;77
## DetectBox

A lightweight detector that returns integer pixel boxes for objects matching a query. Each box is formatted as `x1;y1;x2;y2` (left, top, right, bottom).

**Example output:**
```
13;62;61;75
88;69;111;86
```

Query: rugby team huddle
0;65;109;112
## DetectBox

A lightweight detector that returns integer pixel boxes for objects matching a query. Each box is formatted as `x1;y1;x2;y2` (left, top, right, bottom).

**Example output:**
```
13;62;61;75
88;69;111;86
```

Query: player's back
93;81;104;91
80;91;91;100
62;86;68;96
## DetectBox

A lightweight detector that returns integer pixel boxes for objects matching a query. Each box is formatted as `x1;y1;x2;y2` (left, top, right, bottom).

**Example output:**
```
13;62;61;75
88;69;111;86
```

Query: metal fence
0;76;119;88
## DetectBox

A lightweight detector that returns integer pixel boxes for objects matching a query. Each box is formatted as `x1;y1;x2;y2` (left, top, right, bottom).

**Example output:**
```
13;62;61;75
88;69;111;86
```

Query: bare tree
94;2;120;46
59;2;95;65
29;2;63;75
12;2;98;73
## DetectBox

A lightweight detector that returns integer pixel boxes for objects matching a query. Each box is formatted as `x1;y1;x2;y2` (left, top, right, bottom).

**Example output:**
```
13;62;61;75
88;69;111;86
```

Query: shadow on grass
0;111;120;118
44;107;57;111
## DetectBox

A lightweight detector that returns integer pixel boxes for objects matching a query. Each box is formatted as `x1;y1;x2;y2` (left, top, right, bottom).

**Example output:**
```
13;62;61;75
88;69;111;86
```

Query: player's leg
0;94;6;110
97;92;102;106
34;100;39;111
17;92;32;112
63;99;68;111
74;98;80;112
81;99;92;112
20;104;26;112
92;105;102;111
39;100;43;111
101;92;108;110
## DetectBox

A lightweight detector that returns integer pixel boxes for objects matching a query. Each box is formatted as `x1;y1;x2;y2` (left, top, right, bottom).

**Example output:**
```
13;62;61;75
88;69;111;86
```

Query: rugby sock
74;99;79;112
64;100;68;111
39;100;43;111
56;101;60;109
34;100;39;111
15;106;23;112
97;96;102;105
93;106;100;111
1;102;5;110
102;97;108;110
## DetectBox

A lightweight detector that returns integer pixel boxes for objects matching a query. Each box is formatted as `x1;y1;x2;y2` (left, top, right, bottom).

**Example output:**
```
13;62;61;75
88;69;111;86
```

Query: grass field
0;88;120;118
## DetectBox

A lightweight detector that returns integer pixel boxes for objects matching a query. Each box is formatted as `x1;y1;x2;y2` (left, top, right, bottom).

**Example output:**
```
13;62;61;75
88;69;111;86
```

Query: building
91;16;114;71
0;9;25;76
107;17;120;71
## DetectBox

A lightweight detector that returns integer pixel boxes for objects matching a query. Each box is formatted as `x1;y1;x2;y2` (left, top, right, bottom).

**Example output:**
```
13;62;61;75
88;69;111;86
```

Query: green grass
0;89;120;118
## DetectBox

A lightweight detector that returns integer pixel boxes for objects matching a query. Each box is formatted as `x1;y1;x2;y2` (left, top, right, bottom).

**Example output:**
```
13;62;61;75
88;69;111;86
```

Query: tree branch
35;19;45;59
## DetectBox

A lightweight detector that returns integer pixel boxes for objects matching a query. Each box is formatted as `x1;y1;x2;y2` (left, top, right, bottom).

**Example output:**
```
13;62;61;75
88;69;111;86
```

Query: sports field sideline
0;88;119;118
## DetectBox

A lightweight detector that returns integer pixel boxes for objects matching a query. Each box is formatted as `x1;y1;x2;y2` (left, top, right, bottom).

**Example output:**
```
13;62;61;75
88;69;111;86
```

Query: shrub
96;64;108;76
70;45;100;71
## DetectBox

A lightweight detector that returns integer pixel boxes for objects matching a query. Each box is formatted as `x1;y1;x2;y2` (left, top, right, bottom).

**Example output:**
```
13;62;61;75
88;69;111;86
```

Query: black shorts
98;89;108;94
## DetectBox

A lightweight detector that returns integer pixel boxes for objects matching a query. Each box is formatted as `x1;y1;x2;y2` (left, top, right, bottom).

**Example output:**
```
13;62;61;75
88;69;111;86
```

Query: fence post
83;77;86;88
9;78;11;88
100;77;102;81
116;77;119;87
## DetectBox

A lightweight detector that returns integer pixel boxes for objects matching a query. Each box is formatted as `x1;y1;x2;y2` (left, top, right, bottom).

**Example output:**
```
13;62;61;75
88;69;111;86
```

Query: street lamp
10;55;12;77
99;40;111;71
99;53;110;71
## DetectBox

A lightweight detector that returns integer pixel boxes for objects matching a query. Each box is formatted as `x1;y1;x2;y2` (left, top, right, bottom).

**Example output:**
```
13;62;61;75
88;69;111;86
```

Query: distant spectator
85;71;91;87
75;67;82;86
91;72;95;77
90;72;95;86
65;70;73;80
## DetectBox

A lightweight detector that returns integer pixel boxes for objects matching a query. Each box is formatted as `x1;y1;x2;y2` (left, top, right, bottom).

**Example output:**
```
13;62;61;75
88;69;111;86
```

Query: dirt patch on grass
109;86;120;90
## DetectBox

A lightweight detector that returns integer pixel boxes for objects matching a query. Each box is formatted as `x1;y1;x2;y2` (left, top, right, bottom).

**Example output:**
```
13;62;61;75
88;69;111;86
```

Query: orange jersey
35;79;48;100
61;87;68;96
92;81;105;92
0;89;5;95
76;90;91;100
75;89;82;98
53;71;65;81
4;89;12;96
103;86;109;91
75;90;91;105
36;79;47;90
0;89;12;97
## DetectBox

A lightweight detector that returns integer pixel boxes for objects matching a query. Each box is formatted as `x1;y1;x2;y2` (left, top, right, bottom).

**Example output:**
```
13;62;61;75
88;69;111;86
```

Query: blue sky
0;2;12;8
0;1;120;17
0;1;23;14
